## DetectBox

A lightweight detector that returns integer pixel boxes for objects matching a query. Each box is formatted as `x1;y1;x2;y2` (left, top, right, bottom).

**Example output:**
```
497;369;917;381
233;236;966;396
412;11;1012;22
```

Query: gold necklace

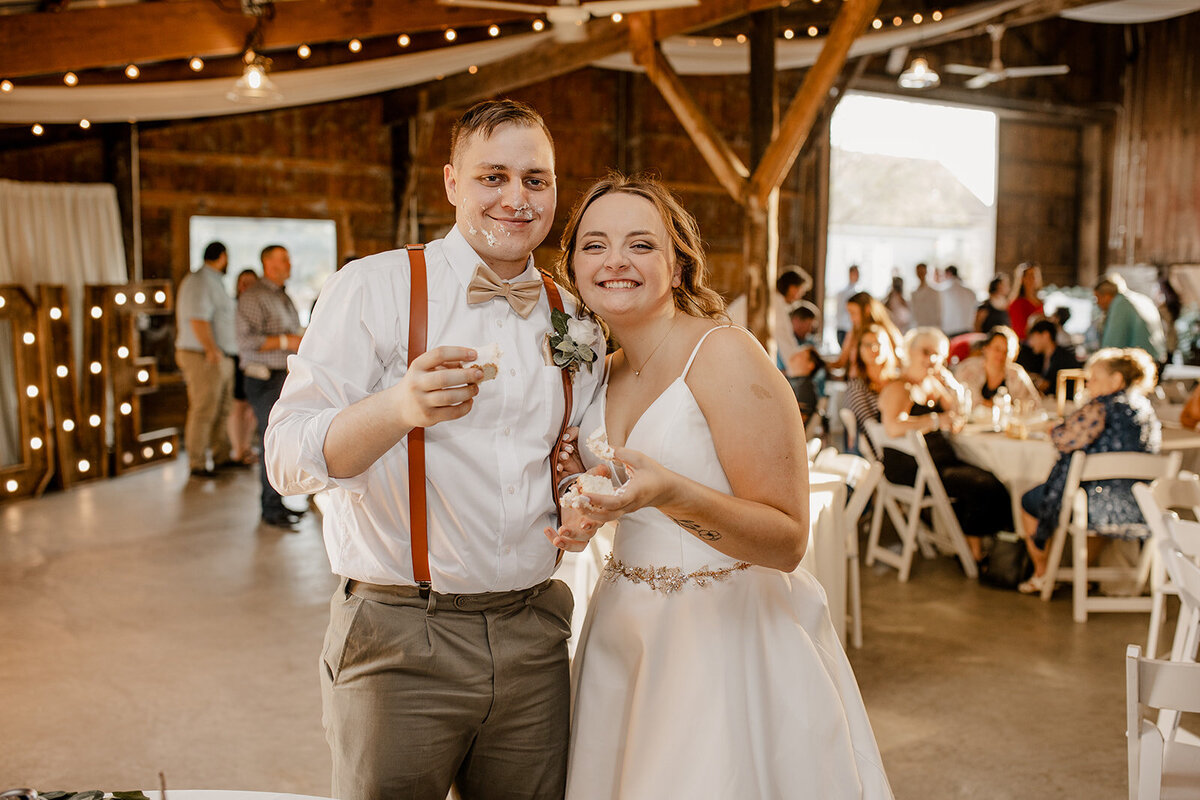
629;316;680;377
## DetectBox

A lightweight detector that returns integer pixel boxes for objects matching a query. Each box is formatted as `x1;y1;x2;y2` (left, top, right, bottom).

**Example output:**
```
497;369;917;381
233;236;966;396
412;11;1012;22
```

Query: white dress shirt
835;283;860;332
911;282;943;329
940;277;979;336
773;293;803;375
265;226;605;593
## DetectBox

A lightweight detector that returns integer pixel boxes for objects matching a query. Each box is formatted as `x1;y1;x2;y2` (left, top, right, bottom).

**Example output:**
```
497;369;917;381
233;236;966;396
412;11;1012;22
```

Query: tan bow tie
466;263;543;319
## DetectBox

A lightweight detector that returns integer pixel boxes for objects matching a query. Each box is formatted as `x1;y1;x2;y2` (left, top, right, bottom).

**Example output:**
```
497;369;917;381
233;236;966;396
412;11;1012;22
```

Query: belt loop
425;590;437;615
343;578;356;599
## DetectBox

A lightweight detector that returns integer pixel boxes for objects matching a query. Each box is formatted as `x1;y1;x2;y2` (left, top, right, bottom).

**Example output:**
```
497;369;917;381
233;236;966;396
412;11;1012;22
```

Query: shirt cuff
300;407;373;497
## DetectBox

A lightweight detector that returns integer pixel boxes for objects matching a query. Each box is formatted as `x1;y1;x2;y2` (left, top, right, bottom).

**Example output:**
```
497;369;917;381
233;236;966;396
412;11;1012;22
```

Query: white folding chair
1039;450;1182;622
806;437;823;462
863;424;978;581
814;448;883;648
1126;644;1200;800
1160;522;1200;664
1133;478;1200;657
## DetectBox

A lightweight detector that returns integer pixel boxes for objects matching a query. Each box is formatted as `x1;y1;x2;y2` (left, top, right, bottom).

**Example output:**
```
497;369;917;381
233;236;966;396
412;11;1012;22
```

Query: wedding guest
884;275;913;332
549;172;893;799
175;241;238;477
789;345;827;427
953;325;1040;410
1179;382;1200;430
1095;274;1167;366
774;266;812;377
1007;262;1044;339
940;265;979;338
1018;348;1161;594
843;324;900;456
878;327;1012;562
835;264;862;345
1017;319;1081;395
238;244;305;529
975;275;1011;332
789;301;820;347
911;262;942;329
266;100;605;799
830;291;903;378
227;268;260;466
1155;266;1181;363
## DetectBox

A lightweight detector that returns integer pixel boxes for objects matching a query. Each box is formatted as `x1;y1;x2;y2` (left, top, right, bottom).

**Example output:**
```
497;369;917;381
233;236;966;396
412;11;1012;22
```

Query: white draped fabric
0;179;128;368
1062;0;1200;23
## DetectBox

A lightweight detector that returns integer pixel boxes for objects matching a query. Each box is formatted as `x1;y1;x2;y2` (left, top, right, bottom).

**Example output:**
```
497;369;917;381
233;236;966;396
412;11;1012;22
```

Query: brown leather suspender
404;245;573;593
404;245;431;591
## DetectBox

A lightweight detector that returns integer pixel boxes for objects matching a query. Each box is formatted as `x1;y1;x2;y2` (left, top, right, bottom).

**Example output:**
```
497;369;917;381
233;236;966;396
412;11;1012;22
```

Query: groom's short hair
449;99;554;166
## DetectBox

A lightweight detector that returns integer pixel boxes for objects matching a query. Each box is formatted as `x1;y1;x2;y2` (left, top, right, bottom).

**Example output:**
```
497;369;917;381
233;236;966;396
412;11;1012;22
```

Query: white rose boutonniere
544;308;600;377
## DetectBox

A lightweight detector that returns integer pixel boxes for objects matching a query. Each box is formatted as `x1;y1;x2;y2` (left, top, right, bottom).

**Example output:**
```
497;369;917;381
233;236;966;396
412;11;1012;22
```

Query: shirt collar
442;225;539;289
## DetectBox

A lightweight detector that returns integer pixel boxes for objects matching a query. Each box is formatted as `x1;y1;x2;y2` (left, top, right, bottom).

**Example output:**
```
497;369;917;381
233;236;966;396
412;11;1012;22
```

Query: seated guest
975;276;1011;333
1017;319;1081;395
843;324;900;456
788;301;821;347
830;291;904;378
789;345;827;427
1018;348;1161;594
879;328;1013;563
953;325;1040;410
1181;382;1200;430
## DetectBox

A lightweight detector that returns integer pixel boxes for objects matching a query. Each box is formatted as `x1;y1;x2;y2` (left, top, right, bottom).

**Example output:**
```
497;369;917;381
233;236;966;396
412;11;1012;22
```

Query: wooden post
749;9;778;169
1078;122;1103;288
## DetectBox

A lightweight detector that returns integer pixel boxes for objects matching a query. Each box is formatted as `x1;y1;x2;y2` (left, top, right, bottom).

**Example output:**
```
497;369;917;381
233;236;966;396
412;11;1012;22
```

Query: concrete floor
1;459;1157;798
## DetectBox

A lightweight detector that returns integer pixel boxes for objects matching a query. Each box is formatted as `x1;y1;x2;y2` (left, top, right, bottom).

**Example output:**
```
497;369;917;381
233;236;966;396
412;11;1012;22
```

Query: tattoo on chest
750;383;771;400
673;517;723;541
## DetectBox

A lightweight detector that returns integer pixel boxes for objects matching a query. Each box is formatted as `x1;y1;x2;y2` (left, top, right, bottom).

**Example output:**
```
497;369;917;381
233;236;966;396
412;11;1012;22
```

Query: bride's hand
543;464;609;553
576;446;672;523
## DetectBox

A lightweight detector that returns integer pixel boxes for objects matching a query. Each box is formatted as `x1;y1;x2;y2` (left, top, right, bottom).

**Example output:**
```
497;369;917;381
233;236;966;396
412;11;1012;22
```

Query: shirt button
495;319;503;328
507;486;515;495
503;426;511;436
510;368;517;376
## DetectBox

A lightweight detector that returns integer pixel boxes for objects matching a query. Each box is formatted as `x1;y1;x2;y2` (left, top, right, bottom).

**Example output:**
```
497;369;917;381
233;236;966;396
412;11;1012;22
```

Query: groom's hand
544;505;601;552
391;346;483;429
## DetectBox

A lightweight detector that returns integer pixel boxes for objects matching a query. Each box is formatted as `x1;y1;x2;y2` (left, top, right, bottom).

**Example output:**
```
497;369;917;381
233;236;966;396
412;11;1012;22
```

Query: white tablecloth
951;428;1057;527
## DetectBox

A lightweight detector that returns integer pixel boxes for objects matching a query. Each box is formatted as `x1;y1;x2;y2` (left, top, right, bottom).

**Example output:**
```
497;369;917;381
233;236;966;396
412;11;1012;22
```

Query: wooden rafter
0;0;531;79
747;0;883;205
628;16;748;202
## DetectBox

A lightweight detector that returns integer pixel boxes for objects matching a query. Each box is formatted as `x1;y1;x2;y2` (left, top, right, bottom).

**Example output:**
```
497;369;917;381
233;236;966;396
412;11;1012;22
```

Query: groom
264;100;604;800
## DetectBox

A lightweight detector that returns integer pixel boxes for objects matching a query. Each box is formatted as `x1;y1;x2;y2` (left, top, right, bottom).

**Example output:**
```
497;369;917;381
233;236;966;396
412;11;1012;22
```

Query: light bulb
63;72;78;86
348;39;362;53
117;346;130;358
25;385;38;398
488;25;500;37
22;332;34;344
154;290;166;302
56;366;68;378
32;124;44;136
736;34;747;44
872;18;883;29
30;437;42;450
80;119;91;129
62;419;75;432
5;480;17;492
125;64;140;79
1;80;12;93
137;369;150;382
162;442;174;455
114;292;127;304
784;28;795;39
90;306;102;318
297;44;311;59
90;361;102;374
133;291;146;304
808;26;818;36
398;34;411;47
190;57;205;72
78;459;90;472
444;29;457;41
49;307;61;319
89;414;101;427
611;12;622;22
120;402;132;415
532;20;545;31
142;446;154;459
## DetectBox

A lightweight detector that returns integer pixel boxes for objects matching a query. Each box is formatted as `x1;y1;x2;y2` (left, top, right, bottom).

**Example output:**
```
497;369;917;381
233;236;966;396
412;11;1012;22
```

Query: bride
547;173;893;799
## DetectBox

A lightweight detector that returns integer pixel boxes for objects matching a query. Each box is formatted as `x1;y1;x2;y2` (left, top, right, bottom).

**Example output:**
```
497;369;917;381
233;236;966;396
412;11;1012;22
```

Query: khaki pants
321;578;573;800
175;349;234;469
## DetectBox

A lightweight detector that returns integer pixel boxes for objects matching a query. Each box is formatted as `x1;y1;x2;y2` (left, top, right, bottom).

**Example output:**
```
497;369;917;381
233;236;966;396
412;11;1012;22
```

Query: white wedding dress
565;328;894;799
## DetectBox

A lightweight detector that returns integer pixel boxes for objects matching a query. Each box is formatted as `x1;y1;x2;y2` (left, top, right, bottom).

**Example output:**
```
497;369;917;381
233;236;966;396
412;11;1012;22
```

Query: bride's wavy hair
554;171;728;331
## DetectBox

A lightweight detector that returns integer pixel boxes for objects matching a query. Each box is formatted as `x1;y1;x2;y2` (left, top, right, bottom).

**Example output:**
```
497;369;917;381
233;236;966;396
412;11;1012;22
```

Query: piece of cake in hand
563;472;616;509
465;342;503;381
585;426;615;461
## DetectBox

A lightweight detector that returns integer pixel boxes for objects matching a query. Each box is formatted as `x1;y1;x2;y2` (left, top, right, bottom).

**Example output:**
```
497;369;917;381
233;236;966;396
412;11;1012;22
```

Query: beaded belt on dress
601;553;752;594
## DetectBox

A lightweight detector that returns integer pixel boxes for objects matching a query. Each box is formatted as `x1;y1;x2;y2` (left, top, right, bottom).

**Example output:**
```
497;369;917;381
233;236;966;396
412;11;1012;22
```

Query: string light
932;10;943;20
62;419;75;432
56;366;68;378
736;33;747;44
913;13;923;23
893;16;903;26
1;80;12;92
78;459;90;473
154;290;166;302
30;437;42;451
123;452;134;465
532;19;545;31
872;18;883;29
142;446;154;459
468;65;478;74
398;34;411;47
808;26;819;36
297;44;311;59
49;307;61;319
488;25;500;37
63;72;78;86
713;37;723;46
22;332;34;345
120;402;132;415
133;291;146;304
114;292;127;304
348;39;362;52
161;442;174;455
25;385;38;398
784;28;795;39
444;29;457;41
89;414;101;427
79;119;91;129
5;480;17;493
90;306;102;318
190;57;205;72
0;297;5;309
32;124;43;136
89;361;102;374
125;64;140;79
137;369;150;382
611;12;622;22
117;346;129;358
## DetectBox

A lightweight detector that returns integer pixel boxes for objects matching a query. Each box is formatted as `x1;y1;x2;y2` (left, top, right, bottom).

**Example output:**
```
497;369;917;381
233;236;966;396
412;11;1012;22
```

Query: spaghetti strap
681;324;744;380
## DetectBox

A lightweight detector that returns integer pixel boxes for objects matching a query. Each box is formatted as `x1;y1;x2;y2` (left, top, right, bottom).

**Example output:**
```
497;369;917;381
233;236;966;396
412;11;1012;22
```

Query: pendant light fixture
898;56;940;89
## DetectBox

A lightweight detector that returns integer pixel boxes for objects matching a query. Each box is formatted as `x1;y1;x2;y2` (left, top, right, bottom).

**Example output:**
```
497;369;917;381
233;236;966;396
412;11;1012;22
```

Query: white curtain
0;179;128;369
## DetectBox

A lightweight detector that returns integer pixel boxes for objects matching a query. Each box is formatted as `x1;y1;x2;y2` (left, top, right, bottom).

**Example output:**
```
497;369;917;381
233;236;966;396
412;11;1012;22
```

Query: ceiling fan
943;24;1070;89
438;0;699;42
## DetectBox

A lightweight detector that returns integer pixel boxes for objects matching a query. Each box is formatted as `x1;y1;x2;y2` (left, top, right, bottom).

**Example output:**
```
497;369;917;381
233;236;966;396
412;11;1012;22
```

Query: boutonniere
543;308;600;377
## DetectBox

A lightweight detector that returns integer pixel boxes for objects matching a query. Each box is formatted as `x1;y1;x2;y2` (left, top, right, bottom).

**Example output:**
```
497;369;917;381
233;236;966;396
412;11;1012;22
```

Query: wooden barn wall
137;96;394;289
406;67;826;305
1108;14;1200;266
995;120;1082;287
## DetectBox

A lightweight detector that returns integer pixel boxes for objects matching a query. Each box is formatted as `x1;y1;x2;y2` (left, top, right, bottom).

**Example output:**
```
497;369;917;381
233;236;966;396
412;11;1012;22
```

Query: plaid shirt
237;279;300;370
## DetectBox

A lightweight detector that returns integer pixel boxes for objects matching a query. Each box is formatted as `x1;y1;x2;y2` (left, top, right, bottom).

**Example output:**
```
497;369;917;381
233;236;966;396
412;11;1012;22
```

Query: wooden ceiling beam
0;0;530;79
629;16;748;202
391;0;788;117
748;0;883;205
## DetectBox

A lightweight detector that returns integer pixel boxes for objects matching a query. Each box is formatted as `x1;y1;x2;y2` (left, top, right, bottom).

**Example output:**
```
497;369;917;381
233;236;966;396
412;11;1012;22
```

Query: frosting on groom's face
443;123;557;281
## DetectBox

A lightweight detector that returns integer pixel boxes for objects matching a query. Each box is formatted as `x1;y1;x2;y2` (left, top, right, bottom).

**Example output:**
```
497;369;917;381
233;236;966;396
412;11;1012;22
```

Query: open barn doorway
824;93;998;346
